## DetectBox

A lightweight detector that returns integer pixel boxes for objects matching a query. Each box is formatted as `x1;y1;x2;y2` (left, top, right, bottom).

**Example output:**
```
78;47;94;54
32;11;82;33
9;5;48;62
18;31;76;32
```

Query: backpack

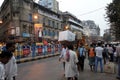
89;48;95;57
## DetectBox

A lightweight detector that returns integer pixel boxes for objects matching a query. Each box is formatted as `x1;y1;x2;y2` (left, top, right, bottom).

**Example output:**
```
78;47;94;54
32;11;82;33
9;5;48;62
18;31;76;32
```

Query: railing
13;44;62;60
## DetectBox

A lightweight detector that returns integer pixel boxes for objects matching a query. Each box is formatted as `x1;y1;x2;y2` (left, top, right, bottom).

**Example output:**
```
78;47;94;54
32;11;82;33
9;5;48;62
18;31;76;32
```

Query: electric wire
79;6;105;16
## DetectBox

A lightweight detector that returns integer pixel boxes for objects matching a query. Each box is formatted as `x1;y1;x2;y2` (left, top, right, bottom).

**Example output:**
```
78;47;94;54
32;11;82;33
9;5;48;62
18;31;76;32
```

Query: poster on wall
11;28;15;35
16;27;20;36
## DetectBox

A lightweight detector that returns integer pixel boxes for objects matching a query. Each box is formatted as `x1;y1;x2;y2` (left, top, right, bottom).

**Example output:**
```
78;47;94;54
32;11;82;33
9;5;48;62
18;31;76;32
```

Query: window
50;30;53;37
23;24;27;32
28;14;32;22
29;25;32;34
47;29;50;36
55;31;57;36
56;23;59;29
43;17;45;24
48;3;52;5
48;19;51;26
60;24;62;29
52;21;54;28
44;29;48;36
52;31;54;37
43;29;45;36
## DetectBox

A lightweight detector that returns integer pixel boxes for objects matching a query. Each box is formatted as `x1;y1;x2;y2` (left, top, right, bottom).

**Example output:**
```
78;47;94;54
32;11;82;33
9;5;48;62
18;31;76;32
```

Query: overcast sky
56;0;112;36
0;0;112;36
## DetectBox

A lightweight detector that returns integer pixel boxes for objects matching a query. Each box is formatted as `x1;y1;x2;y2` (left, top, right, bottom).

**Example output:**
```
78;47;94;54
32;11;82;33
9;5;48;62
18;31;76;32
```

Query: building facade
61;11;83;40
0;0;62;43
82;20;100;44
38;0;59;13
33;3;62;42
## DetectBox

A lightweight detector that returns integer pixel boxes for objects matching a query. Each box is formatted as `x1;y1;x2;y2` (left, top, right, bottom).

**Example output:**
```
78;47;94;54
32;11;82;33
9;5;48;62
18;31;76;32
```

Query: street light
33;14;38;20
33;13;39;22
64;25;69;30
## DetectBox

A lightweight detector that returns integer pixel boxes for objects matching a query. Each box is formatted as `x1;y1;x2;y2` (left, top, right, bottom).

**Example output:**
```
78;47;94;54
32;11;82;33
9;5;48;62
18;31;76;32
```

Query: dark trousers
78;56;85;71
13;76;16;80
5;76;16;80
103;56;107;64
109;54;114;62
67;77;78;80
117;58;120;78
63;62;65;71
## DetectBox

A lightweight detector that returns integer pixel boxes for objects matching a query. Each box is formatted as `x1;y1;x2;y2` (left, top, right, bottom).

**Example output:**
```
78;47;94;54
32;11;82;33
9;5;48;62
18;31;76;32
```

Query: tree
106;0;120;41
103;32;112;42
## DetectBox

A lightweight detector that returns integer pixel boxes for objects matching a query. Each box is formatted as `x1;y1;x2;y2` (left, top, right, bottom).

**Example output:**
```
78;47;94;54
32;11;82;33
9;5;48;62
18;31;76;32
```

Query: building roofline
33;2;60;16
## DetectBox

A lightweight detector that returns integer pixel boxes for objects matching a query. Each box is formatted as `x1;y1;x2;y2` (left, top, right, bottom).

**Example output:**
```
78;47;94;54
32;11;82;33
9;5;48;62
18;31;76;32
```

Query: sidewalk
16;53;60;64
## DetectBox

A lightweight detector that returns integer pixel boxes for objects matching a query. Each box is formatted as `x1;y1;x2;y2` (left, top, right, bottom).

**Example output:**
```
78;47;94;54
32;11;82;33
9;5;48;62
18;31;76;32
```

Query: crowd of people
59;42;120;80
0;41;120;80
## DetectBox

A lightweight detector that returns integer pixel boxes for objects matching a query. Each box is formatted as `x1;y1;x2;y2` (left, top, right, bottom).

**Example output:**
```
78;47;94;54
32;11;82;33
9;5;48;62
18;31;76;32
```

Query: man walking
95;43;104;73
77;43;86;72
0;51;13;80
107;44;114;62
65;44;78;80
4;42;17;80
59;44;67;75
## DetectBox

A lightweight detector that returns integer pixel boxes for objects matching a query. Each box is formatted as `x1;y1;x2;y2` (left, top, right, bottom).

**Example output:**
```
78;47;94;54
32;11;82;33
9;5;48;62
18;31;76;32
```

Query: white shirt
65;50;78;77
59;48;67;62
5;56;17;80
107;46;113;54
116;44;120;57
0;62;5;80
95;46;104;58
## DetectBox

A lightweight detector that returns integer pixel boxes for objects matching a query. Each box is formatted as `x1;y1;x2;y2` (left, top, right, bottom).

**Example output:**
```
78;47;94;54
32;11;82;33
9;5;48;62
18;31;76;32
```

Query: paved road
16;56;64;80
16;56;118;80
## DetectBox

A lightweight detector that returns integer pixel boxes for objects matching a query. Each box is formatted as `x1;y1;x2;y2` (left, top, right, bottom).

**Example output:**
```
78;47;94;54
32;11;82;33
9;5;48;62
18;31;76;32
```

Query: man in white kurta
0;62;5;80
0;51;13;80
3;42;17;80
65;49;78;79
5;56;17;80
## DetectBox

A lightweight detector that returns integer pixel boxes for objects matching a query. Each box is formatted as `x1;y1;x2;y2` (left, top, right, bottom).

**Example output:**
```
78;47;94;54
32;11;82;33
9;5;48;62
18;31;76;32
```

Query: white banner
16;27;20;36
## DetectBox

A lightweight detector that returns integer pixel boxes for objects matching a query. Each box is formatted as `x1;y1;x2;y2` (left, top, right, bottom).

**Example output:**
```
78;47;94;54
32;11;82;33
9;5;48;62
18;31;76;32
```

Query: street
16;56;64;80
16;56;117;80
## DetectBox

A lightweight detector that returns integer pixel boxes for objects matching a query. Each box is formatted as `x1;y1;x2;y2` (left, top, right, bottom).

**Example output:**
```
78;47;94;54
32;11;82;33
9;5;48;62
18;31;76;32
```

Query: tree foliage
106;0;120;41
103;33;112;42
